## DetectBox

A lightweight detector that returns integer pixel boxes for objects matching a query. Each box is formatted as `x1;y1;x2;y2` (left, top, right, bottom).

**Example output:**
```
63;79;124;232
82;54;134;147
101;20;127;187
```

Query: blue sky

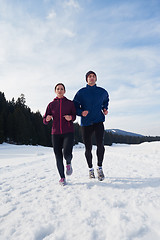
0;0;160;136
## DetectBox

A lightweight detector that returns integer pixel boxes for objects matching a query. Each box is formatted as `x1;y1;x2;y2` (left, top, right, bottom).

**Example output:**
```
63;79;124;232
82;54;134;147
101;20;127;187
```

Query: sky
0;0;160;136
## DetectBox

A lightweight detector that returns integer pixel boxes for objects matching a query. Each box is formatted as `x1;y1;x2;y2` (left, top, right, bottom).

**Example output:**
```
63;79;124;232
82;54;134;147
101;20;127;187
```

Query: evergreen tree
16;94;26;106
74;122;83;144
6;112;15;143
0;91;160;146
0;112;4;143
32;111;47;146
13;107;27;144
0;92;6;113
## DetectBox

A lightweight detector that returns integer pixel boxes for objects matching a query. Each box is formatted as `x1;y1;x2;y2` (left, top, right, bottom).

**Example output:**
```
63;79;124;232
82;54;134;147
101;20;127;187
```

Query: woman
43;83;76;186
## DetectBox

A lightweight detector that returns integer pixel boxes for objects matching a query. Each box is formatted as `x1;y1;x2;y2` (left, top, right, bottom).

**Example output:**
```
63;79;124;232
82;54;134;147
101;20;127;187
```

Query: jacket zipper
60;98;62;134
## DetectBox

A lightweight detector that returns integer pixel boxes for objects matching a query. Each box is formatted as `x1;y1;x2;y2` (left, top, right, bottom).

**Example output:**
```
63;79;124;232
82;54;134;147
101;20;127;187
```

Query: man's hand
82;111;89;117
64;115;72;121
46;115;53;122
103;109;108;115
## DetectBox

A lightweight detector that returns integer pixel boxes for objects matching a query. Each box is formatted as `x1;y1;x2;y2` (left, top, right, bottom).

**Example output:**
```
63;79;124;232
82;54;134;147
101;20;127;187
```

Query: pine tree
0;112;4;143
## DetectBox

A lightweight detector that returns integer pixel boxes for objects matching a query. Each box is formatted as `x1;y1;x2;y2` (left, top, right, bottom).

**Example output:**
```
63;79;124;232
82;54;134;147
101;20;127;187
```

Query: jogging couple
43;71;109;186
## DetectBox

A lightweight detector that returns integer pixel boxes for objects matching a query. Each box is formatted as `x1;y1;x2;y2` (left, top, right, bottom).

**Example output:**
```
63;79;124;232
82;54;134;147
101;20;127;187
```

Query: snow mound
0;142;160;240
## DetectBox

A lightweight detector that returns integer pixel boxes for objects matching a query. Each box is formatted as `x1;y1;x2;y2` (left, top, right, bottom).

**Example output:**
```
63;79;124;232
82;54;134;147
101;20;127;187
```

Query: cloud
63;0;81;10
46;9;56;20
0;0;160;135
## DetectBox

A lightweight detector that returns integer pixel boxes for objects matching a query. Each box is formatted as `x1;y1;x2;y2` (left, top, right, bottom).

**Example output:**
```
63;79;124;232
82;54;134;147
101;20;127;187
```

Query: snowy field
0;142;160;240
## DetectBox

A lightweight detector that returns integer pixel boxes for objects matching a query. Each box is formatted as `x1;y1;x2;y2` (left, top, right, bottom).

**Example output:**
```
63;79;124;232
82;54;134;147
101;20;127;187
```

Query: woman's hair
54;83;66;91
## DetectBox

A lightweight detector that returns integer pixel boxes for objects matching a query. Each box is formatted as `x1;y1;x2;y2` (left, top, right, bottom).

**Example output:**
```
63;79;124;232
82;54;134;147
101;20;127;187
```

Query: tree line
0;91;160;146
0;92;52;146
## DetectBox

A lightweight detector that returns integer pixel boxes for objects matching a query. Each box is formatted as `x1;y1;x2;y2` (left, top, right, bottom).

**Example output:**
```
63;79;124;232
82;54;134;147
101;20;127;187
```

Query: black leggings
52;132;74;178
82;122;105;168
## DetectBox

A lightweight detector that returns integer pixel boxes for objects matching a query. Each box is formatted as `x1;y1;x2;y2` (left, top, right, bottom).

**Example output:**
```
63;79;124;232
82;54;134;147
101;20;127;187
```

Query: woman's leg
63;132;74;164
52;134;65;178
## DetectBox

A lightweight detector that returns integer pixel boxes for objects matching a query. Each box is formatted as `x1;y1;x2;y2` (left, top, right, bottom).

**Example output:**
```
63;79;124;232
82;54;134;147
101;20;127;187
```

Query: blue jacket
73;84;109;126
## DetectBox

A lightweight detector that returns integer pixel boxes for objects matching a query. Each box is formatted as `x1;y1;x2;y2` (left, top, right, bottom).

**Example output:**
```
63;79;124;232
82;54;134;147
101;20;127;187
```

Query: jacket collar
86;84;97;88
54;96;67;101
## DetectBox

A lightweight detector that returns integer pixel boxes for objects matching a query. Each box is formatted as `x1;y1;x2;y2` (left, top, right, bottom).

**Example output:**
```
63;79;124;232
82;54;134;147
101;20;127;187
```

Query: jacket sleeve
73;91;83;116
102;91;109;110
43;103;52;125
70;102;76;122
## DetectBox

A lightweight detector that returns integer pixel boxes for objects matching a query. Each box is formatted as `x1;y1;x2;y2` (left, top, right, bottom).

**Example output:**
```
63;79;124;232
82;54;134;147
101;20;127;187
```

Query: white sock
97;166;102;170
89;168;94;171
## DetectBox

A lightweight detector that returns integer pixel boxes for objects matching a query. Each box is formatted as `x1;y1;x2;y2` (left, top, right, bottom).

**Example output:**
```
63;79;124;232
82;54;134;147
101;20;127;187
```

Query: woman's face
55;84;65;98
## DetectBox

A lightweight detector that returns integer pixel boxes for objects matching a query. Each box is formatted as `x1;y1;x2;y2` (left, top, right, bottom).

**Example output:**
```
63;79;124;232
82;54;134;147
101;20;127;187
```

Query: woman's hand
46;115;53;122
64;115;72;121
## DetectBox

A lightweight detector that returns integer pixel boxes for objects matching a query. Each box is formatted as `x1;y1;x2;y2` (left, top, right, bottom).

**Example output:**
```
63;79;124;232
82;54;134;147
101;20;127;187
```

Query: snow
0;142;160;240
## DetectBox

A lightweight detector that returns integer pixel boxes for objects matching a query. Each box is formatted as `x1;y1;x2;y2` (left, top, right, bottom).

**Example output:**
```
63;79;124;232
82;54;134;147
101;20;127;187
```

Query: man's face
87;73;96;86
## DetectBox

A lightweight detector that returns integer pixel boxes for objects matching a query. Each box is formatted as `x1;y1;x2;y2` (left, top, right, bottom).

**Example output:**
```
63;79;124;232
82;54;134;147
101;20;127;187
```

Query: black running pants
52;132;74;178
81;122;105;168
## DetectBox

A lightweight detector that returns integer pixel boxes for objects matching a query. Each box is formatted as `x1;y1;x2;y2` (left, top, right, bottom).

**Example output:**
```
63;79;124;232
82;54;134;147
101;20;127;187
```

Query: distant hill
106;129;144;137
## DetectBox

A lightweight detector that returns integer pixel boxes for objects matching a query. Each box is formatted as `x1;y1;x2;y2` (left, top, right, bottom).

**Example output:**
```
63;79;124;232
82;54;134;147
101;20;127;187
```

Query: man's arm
102;91;109;114
73;92;83;116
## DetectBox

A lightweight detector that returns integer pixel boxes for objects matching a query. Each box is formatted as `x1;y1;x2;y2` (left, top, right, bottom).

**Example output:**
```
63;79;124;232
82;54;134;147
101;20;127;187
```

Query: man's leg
94;122;105;167
94;122;105;181
81;125;94;168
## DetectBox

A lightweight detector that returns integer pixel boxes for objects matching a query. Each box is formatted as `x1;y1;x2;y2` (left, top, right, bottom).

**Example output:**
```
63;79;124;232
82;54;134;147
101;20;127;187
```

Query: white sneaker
97;167;105;181
89;168;95;179
66;164;73;175
59;178;66;186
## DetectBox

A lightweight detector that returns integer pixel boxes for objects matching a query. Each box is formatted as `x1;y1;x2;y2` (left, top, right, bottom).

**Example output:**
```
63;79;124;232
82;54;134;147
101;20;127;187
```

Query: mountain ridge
106;129;144;137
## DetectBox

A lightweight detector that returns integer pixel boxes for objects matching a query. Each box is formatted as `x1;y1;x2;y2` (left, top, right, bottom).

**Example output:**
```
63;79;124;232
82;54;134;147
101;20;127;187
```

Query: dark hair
54;83;66;91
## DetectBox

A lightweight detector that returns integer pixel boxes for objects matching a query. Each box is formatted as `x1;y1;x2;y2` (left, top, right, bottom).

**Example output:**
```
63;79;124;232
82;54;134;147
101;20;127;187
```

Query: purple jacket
43;97;76;135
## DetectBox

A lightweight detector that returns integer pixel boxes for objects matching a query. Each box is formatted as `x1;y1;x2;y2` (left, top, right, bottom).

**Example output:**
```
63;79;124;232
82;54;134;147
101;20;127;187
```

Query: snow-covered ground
0;142;160;240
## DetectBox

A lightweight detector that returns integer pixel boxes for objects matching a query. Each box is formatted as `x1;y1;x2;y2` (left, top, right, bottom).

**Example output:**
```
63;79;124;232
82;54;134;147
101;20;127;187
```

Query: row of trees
0;91;160;146
0;92;52;146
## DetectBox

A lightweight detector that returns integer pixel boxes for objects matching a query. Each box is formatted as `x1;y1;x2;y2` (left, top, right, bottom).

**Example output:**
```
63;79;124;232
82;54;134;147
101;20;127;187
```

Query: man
73;71;109;181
